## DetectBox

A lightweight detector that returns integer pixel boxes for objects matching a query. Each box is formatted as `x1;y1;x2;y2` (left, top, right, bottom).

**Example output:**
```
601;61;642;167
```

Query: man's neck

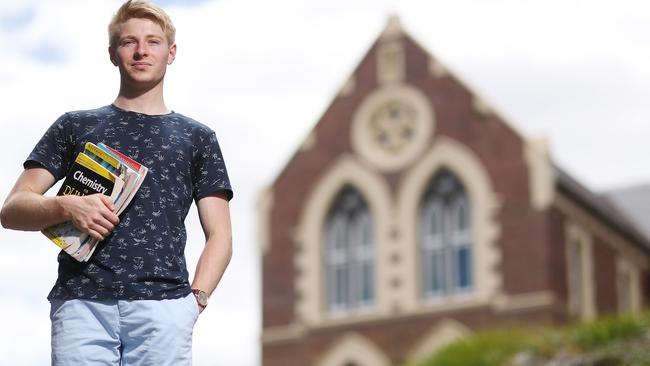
113;82;170;115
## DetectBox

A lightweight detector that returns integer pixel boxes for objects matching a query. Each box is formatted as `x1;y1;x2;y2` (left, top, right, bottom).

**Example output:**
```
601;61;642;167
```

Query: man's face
109;17;176;90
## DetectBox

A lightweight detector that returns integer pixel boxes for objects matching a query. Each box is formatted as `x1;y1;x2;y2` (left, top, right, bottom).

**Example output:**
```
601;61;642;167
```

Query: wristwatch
192;289;209;308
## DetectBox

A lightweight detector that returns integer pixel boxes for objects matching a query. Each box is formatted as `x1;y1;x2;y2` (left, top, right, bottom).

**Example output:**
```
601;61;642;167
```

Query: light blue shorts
50;293;200;366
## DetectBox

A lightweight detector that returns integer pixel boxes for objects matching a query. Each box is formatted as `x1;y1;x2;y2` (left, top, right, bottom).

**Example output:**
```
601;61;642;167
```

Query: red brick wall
634;256;649;306
547;208;568;305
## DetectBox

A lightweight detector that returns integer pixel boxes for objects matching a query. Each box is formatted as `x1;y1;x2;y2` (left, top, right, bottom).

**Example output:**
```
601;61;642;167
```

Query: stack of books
42;142;148;262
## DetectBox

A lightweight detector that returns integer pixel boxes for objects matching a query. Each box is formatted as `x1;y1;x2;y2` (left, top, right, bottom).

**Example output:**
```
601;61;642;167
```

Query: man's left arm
191;191;233;312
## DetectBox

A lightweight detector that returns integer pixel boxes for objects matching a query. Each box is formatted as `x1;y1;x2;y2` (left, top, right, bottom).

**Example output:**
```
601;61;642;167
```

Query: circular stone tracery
369;100;418;153
351;85;433;171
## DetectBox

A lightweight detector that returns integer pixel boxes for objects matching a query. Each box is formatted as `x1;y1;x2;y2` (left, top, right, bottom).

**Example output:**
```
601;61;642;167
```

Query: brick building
258;17;650;366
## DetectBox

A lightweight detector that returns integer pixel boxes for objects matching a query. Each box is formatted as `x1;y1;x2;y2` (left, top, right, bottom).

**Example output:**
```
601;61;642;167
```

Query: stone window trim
564;222;596;321
395;136;502;313
294;155;393;326
407;318;472;363
315;332;391;366
616;256;641;314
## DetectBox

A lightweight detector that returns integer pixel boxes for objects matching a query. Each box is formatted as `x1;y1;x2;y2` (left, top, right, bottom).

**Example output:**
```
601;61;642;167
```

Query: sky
0;0;649;365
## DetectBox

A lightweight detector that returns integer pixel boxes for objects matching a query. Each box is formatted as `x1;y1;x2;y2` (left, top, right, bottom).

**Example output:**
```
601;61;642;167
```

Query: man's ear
108;46;118;66
167;43;177;65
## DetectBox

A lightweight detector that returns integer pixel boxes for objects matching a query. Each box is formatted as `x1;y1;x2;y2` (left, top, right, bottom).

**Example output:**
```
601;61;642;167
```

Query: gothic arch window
324;186;375;313
419;169;472;298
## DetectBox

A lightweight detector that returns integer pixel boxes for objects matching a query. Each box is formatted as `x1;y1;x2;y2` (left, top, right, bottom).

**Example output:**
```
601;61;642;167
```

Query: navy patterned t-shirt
25;104;233;301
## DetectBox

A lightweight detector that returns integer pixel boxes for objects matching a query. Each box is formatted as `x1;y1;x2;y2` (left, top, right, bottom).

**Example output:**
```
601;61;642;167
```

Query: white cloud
0;296;51;366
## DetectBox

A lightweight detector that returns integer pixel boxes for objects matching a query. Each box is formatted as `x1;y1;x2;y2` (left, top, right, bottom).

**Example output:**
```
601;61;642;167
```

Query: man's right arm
1;167;119;241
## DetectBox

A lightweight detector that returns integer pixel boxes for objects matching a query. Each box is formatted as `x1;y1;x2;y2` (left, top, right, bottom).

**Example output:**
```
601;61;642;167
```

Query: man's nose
134;42;148;58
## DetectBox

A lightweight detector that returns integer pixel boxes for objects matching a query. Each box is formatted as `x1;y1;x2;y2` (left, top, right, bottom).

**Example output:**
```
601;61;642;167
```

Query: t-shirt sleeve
192;131;233;201
24;113;76;180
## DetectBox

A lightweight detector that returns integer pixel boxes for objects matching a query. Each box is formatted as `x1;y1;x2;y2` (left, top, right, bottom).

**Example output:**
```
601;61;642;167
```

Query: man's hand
1;168;118;239
59;194;120;241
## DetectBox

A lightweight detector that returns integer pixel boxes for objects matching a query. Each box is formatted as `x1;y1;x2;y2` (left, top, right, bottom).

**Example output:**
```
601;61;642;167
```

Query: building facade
258;18;650;366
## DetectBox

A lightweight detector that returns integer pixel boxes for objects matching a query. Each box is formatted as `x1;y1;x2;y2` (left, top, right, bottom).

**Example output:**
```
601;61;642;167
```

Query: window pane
422;249;432;295
456;197;469;230
337;265;348;306
456;247;472;289
424;250;445;295
335;217;348;251
420;170;472;299
434;251;446;293
324;187;374;311
362;262;374;302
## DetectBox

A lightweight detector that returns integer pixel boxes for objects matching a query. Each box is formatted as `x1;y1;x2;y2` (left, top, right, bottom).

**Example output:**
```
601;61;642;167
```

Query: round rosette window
351;85;433;171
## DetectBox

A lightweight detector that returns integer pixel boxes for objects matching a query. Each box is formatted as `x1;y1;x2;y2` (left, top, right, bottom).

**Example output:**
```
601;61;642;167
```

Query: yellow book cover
84;142;121;174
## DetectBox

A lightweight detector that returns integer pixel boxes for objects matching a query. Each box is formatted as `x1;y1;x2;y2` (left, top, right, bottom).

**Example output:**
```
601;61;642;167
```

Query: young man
0;1;233;365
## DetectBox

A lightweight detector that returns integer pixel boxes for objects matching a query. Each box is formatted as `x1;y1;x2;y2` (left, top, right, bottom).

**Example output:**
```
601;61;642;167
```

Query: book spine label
84;142;121;172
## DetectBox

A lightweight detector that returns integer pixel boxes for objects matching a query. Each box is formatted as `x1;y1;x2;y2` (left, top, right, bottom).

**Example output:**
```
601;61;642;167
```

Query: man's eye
149;40;160;45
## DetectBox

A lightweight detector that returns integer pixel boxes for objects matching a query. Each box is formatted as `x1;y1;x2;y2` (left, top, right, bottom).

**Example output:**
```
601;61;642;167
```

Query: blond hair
108;0;176;48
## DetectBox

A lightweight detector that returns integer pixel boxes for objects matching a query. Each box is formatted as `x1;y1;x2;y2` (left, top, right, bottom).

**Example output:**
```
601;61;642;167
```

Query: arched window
324;187;374;313
419;169;472;298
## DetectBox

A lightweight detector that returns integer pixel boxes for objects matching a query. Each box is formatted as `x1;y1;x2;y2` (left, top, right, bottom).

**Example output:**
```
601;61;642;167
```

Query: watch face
193;290;209;306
